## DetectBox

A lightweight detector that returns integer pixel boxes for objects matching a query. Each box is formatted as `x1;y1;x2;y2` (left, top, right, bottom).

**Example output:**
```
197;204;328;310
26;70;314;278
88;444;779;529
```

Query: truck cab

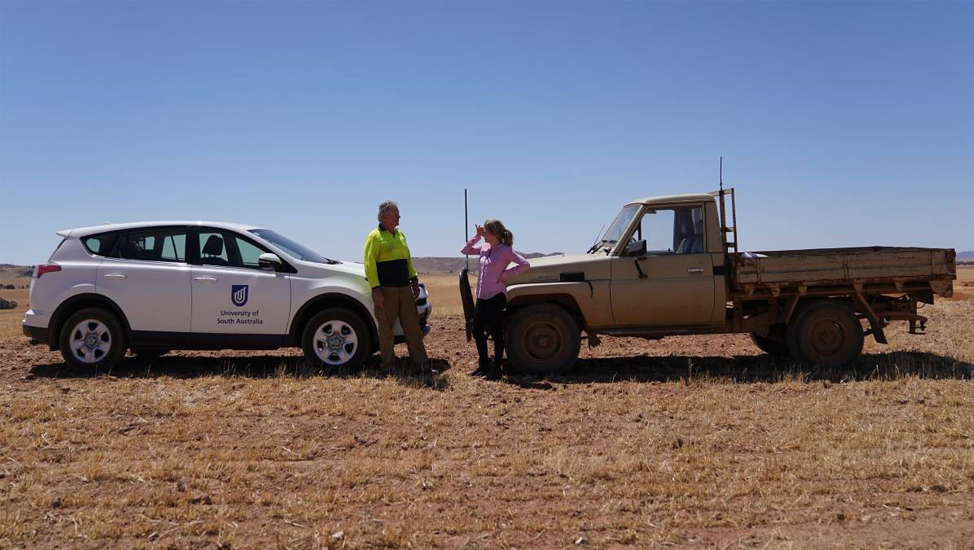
597;193;727;328
504;193;728;330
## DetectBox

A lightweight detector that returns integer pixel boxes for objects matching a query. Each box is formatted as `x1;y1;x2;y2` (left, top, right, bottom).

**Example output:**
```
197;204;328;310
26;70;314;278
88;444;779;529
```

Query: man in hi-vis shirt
363;201;429;372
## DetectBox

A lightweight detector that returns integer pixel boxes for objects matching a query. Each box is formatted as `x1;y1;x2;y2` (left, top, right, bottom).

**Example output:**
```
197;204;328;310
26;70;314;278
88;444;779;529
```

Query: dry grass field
1;270;972;548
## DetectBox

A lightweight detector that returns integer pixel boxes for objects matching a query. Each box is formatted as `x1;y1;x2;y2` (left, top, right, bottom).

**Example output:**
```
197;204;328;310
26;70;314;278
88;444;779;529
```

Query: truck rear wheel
506;304;581;376
786;301;864;368
302;308;371;371
749;325;790;357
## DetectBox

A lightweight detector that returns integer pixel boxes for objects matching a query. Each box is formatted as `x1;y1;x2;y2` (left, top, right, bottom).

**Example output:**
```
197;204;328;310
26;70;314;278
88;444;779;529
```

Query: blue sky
1;1;971;265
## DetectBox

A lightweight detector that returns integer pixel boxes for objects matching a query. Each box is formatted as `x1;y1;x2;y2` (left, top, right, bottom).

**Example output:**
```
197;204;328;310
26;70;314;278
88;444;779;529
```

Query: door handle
194;276;218;283
687;268;705;274
103;273;127;280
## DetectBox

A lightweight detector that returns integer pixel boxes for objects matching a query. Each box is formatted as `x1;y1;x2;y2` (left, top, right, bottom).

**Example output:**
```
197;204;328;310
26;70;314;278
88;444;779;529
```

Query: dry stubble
0;273;972;548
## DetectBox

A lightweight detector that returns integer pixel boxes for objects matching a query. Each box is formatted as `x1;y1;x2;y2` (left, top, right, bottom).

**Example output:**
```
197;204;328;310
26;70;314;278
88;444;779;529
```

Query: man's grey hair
377;200;398;222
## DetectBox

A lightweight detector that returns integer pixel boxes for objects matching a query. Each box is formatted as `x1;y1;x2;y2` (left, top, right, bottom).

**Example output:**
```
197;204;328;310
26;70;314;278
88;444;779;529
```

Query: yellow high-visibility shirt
363;226;418;290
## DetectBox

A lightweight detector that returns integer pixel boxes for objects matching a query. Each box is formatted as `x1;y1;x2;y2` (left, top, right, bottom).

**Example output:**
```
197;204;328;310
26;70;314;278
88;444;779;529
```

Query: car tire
59;308;127;371
506;304;581;376
786;301;864;369
302;308;371;371
749;325;790;357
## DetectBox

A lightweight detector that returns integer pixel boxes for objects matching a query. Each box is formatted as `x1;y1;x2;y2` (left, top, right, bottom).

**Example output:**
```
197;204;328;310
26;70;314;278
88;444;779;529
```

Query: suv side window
198;230;271;270
81;232;122;258
199;231;231;266
123;228;188;262
232;235;268;269
160;234;186;261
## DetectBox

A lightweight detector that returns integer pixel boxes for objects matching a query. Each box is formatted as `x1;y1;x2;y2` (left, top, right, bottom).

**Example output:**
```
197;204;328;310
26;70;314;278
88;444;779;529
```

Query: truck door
610;205;715;326
190;228;291;335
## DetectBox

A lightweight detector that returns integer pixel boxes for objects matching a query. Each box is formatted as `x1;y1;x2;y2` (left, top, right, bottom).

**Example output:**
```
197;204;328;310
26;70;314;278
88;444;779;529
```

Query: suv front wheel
59;308;128;371
302;308;371;371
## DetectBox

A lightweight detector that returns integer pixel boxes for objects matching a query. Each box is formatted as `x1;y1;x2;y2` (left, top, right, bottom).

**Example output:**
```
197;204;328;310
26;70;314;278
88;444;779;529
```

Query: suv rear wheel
59;308;127;371
506;304;581;376
302;308;371;371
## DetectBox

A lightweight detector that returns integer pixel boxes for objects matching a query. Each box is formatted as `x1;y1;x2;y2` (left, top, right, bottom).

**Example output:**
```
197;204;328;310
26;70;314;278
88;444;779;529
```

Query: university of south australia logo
231;285;249;307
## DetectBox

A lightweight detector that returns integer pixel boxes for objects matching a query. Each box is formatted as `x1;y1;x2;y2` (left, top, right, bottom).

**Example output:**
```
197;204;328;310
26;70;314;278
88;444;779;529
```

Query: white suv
22;222;431;370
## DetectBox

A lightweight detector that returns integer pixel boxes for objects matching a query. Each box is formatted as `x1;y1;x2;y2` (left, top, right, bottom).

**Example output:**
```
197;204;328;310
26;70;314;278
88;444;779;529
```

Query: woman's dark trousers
473;293;507;379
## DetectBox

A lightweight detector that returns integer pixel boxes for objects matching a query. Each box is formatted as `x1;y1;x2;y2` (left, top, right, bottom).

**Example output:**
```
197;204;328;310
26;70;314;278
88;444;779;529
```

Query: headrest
203;235;224;256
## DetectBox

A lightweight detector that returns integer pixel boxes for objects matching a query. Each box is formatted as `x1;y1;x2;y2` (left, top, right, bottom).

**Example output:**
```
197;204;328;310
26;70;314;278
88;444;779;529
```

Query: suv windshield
249;229;339;264
589;204;640;253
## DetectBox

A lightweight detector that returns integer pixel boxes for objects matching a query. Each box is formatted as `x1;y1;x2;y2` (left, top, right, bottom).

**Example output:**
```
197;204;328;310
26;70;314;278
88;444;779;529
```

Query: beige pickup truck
497;189;956;374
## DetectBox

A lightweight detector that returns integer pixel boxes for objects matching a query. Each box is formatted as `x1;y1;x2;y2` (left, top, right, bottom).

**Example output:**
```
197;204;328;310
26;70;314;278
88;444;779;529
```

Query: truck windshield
589;204;640;254
249;229;340;264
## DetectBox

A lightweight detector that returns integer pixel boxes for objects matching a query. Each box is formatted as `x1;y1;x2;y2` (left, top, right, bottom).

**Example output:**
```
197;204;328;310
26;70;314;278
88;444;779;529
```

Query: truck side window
633;206;704;254
674;207;705;254
638;209;677;253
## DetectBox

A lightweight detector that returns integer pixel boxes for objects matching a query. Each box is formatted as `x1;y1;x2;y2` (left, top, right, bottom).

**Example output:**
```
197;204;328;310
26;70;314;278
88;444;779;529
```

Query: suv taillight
35;264;61;278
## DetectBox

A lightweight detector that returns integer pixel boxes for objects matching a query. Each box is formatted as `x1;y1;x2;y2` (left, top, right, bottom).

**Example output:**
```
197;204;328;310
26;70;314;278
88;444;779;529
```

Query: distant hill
958;251;974;259
0;265;33;279
413;253;561;274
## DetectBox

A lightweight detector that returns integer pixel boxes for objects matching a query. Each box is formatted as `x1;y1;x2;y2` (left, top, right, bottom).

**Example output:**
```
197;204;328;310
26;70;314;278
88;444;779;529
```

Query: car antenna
586;224;606;253
464;188;469;272
719;156;723;193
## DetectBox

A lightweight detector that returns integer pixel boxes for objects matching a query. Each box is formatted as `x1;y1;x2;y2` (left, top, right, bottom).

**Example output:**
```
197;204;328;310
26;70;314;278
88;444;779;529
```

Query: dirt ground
1;271;973;548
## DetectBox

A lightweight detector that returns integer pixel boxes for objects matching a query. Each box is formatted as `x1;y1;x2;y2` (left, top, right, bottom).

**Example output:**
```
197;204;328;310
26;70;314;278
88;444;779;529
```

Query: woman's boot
484;359;503;381
469;357;489;377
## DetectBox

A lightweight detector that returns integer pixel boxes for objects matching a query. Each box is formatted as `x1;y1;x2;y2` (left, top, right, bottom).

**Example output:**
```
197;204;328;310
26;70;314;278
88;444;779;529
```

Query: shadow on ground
28;352;971;388
530;351;974;385
29;355;453;389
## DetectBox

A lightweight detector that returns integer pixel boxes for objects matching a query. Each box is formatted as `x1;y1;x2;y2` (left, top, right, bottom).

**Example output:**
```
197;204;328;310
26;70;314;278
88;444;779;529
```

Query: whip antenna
719;156;723;193
459;189;475;342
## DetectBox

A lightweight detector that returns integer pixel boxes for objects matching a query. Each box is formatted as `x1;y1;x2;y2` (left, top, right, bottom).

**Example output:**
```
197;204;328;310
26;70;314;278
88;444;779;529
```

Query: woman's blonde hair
484;219;513;247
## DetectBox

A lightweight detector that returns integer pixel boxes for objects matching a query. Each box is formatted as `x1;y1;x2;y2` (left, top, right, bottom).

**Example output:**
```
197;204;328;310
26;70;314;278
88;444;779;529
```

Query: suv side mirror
626;240;647;257
258;253;283;271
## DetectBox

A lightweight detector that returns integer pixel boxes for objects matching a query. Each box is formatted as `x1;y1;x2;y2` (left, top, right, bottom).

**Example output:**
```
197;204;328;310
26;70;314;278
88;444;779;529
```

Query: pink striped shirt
462;236;531;300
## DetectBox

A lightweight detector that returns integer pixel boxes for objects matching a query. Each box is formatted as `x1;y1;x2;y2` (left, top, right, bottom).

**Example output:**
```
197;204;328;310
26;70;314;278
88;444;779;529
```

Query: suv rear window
81;232;122;257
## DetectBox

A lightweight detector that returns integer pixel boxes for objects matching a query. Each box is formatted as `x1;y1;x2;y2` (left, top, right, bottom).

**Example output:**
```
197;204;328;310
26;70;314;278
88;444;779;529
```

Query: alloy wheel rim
314;320;358;365
69;319;112;364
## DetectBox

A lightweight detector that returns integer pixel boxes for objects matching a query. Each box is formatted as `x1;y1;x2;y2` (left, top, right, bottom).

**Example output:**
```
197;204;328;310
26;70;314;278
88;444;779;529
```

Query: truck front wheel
786;301;864;368
506;304;581;376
